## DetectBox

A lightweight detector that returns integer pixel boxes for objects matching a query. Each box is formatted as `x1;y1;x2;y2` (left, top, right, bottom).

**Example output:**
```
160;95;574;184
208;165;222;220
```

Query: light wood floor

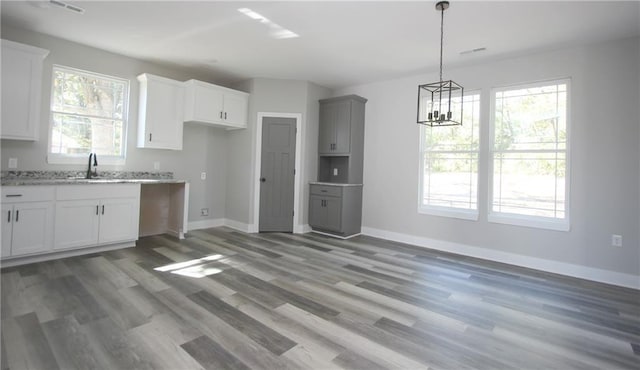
1;227;639;369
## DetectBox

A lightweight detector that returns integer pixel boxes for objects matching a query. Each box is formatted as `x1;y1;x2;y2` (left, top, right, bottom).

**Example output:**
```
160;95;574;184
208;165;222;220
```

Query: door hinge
292;210;294;217
293;168;296;175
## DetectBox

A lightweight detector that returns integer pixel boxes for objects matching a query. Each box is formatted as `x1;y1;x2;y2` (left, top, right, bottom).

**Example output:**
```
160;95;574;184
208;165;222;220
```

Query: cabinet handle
15;210;19;222
102;205;105;215
220;111;223;119
7;210;10;223
224;112;227;120
149;133;152;142
96;205;99;215
6;194;22;198
321;190;327;193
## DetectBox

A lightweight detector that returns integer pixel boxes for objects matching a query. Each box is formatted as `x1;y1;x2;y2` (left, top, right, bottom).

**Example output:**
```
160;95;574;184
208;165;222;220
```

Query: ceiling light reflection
238;7;299;39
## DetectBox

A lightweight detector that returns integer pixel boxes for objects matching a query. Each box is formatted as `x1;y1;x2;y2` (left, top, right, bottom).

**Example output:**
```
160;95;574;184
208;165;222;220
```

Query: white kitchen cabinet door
137;73;184;150
183;79;249;129
222;92;249;128
1;204;13;257
54;200;100;250
184;80;224;123
0;40;49;141
10;202;54;256
98;198;140;245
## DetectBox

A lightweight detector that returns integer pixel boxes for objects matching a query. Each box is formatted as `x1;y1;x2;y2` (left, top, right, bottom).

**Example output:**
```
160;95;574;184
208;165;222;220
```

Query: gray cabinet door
324;197;342;232
319;100;351;154
309;194;342;232
309;195;327;229
333;100;352;154
318;103;334;154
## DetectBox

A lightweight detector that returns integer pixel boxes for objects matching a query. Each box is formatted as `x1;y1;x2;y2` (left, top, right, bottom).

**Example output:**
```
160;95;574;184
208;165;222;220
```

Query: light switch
201;172;207;180
8;158;17;169
333;168;338;176
153;161;160;170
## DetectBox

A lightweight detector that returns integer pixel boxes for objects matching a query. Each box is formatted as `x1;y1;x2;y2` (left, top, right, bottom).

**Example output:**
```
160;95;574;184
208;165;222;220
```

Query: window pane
50;114;124;156
425;94;480;152
50;66;128;159
420;92;480;214
423;152;478;210
491;80;569;225
492;150;566;218
494;84;566;151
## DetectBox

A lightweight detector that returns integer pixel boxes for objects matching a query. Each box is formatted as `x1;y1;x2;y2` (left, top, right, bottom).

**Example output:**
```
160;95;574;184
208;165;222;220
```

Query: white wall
336;37;640;278
0;25;228;222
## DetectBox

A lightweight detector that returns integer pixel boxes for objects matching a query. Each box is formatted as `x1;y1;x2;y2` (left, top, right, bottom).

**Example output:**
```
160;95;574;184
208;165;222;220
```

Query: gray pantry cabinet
309;94;367;238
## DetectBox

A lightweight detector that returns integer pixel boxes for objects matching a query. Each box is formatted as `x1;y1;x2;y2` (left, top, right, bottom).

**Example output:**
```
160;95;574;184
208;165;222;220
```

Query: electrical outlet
8;158;17;169
201;208;209;216
200;172;207;180
153;161;160;170
611;234;622;247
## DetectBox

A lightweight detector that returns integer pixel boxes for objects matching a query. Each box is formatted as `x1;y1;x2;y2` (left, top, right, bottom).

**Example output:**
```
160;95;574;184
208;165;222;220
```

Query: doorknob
260;177;266;182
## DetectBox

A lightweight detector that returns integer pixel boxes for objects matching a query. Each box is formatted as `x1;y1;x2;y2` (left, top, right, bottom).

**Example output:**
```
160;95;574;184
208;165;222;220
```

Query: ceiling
1;1;639;89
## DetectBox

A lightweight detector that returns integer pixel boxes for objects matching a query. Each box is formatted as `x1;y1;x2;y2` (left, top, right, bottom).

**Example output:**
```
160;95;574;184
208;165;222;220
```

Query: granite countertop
309;182;363;187
1;171;186;186
1;178;187;186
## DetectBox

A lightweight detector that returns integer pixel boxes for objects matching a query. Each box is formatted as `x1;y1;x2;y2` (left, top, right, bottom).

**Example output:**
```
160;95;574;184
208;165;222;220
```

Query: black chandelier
417;1;463;127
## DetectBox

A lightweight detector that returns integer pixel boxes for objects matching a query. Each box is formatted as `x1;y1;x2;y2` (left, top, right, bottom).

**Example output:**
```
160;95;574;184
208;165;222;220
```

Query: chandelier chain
439;4;444;83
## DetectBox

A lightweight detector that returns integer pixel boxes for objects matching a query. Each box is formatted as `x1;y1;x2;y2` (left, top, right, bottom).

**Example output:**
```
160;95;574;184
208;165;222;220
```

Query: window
49;65;129;164
490;79;570;230
419;92;480;220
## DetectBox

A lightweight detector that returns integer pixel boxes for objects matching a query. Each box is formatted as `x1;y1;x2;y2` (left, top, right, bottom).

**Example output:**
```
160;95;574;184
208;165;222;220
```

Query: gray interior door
259;117;296;232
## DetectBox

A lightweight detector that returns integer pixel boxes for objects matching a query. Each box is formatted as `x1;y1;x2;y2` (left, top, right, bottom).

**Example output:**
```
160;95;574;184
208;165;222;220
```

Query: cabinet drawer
56;184;141;201
310;184;342;197
2;186;55;203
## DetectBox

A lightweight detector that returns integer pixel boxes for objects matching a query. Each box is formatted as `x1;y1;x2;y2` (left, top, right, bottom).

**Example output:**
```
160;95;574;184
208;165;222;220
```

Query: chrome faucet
86;153;98;179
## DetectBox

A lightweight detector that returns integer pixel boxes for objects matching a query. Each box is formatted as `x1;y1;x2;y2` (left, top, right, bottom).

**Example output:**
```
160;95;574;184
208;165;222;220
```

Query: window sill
488;212;570;231
418;206;479;221
47;154;126;166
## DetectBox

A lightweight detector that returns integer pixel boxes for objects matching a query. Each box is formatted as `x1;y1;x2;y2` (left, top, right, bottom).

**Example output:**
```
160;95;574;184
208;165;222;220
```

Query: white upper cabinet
183;79;249;129
1;39;49;141
137;73;184;150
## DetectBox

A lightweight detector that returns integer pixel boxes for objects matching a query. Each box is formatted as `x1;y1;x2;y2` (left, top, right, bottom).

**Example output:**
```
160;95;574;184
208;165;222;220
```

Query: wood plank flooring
2;227;639;369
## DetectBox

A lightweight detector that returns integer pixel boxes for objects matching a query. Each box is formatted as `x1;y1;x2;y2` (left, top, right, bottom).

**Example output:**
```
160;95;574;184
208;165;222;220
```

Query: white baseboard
224;219;252;233
294;224;311;234
311;230;362;240
188;218;226;231
361;226;640;290
188;218;249;232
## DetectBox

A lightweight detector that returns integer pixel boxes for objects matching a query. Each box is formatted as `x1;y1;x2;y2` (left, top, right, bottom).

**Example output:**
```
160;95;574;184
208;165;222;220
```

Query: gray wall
335;37;640;276
1;25;228;222
226;78;330;227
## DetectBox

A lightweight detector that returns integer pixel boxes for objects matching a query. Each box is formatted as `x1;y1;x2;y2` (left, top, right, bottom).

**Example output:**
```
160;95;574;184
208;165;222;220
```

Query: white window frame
418;91;481;221
47;65;130;165
488;78;571;231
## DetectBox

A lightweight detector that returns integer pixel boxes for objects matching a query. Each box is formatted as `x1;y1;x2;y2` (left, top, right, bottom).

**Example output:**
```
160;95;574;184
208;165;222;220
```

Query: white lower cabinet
54;200;101;250
1;186;55;258
98;198;140;244
54;184;141;251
